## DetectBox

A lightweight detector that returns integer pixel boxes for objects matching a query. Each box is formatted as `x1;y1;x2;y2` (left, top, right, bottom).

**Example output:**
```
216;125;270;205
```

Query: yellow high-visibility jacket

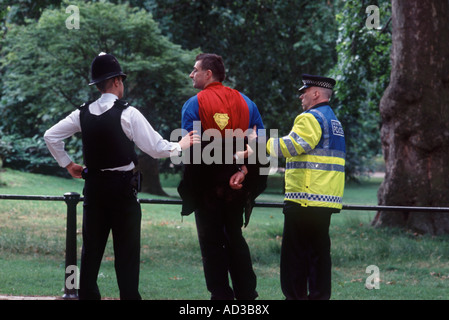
267;103;345;210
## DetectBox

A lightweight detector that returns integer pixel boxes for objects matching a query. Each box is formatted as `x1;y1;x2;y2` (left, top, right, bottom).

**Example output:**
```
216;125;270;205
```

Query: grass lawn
1;168;449;300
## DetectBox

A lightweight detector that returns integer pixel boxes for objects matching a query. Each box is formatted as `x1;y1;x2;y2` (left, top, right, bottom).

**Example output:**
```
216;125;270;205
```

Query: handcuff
233;154;247;175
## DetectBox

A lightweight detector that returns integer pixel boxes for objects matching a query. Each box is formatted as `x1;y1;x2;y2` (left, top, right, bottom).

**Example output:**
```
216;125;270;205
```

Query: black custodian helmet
89;52;127;86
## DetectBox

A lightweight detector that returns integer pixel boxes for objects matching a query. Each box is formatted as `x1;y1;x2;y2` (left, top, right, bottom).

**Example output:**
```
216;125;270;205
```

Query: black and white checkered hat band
303;79;334;89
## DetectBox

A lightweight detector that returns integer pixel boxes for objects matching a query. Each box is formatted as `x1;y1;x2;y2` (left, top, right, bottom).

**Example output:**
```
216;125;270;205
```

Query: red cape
197;82;250;135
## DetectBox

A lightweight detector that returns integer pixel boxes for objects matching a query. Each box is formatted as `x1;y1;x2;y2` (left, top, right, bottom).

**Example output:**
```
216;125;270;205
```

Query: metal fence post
63;192;80;299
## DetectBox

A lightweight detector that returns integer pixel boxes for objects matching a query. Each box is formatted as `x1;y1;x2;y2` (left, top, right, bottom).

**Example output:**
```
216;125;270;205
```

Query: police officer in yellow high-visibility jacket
267;74;345;300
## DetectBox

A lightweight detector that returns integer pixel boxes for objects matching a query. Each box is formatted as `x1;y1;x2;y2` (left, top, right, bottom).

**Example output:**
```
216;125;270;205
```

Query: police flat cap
298;74;336;93
89;52;127;86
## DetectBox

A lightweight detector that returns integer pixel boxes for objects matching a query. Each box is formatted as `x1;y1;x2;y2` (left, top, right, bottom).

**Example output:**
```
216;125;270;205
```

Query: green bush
0;134;68;176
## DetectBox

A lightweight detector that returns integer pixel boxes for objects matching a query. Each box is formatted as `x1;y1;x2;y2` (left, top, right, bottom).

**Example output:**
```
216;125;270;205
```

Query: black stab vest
79;99;138;170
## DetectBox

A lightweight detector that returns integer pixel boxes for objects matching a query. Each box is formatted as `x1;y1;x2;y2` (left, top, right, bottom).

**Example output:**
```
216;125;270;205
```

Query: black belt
81;168;133;179
82;168;142;193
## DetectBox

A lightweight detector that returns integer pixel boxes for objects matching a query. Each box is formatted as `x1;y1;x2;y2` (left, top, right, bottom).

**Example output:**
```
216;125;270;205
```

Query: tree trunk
373;0;449;235
136;154;168;196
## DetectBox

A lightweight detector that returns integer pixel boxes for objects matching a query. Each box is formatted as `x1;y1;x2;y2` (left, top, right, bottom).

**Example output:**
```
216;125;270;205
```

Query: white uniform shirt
44;93;181;171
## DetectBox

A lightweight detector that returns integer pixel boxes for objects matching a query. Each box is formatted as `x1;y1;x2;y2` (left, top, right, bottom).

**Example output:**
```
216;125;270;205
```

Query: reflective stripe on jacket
267;104;345;210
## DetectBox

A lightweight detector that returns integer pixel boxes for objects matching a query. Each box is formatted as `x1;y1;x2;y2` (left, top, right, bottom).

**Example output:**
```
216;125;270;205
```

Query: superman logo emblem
213;113;229;130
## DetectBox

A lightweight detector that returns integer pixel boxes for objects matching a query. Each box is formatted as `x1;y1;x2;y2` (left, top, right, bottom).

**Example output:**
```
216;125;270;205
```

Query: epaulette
114;99;130;110
78;101;93;110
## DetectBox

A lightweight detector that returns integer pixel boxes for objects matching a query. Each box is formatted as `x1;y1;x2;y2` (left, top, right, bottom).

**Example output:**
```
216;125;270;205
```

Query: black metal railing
1;192;449;299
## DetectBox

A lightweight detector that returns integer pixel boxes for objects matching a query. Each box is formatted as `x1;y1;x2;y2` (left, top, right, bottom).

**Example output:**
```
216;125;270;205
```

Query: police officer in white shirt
44;53;199;300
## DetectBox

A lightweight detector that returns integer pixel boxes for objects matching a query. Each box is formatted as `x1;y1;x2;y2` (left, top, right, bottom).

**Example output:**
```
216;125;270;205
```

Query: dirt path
0;294;62;300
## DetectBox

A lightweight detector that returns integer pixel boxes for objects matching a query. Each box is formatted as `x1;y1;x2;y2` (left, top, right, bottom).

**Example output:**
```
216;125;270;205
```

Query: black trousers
79;170;142;300
194;186;258;300
280;202;334;300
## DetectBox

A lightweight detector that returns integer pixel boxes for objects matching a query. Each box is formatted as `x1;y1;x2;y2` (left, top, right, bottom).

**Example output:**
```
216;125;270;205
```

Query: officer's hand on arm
229;165;248;190
66;162;83;179
247;125;258;142
235;144;254;160
235;125;257;159
179;130;200;150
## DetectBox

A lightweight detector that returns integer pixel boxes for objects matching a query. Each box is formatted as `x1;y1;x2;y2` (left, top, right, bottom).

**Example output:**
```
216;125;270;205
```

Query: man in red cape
179;53;265;300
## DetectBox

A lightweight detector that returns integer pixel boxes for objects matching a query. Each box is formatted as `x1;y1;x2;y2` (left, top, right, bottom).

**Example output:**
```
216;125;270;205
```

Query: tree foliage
0;0;62;24
0;0;197;175
148;0;338;132
331;0;391;179
147;0;392;179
